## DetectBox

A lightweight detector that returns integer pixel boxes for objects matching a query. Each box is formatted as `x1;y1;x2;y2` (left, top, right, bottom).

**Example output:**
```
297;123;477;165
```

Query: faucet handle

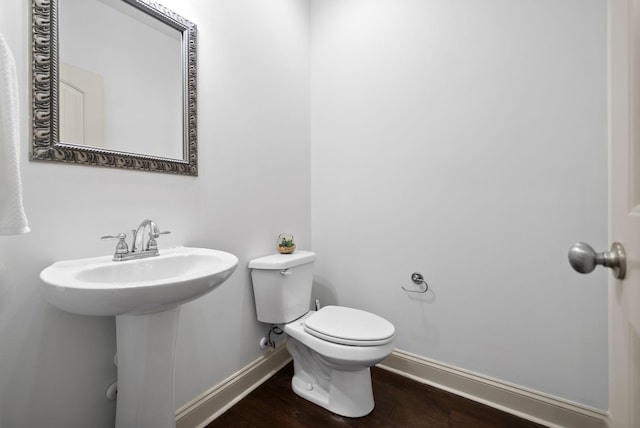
101;233;126;240
146;230;170;251
101;233;129;256
151;230;171;238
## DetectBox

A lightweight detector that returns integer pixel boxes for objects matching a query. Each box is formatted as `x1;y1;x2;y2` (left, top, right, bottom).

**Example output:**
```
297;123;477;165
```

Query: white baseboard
175;344;292;428
378;349;610;428
175;346;610;428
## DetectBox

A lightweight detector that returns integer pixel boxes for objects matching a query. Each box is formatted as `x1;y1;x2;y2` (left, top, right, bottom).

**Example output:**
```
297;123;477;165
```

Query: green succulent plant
279;236;295;248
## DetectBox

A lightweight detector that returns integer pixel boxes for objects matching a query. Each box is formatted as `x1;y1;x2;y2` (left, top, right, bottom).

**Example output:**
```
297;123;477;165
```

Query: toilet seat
303;305;395;346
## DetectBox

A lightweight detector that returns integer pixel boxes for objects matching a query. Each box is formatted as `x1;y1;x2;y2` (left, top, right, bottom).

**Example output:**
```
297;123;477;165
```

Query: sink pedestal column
115;307;180;428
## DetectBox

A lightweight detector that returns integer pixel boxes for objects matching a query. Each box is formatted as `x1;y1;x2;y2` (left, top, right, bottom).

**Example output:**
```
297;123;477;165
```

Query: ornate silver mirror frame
31;0;198;176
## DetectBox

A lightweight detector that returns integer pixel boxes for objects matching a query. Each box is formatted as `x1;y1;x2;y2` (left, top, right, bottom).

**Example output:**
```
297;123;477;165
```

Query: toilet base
291;367;374;417
287;338;375;417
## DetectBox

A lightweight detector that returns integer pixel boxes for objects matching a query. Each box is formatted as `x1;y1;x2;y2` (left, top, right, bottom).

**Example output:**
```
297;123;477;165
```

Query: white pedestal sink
40;247;238;428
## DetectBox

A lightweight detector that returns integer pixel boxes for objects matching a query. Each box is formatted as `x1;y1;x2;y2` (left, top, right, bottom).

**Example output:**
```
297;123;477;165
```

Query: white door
59;63;104;148
609;0;640;426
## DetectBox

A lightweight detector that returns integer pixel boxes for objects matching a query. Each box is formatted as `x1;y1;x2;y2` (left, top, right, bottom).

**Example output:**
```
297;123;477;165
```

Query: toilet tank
248;251;316;324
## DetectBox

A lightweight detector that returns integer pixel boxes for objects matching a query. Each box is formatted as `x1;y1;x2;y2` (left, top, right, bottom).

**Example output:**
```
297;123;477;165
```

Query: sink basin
40;246;239;316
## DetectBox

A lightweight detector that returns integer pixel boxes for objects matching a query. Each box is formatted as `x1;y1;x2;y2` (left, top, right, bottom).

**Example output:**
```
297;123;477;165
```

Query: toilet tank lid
248;250;316;270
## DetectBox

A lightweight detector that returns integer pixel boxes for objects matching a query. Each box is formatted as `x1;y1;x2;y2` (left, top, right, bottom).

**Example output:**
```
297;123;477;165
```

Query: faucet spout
132;219;161;253
102;220;171;261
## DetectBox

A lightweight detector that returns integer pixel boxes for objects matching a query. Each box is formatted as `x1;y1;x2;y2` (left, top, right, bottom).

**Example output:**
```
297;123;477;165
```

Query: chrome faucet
101;219;171;261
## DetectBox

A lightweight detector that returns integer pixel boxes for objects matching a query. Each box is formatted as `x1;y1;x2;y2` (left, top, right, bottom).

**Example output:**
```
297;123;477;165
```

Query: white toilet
249;250;395;417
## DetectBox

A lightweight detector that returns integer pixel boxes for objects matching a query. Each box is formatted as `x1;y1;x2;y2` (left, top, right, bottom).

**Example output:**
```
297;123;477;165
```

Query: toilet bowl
284;307;395;417
249;251;395;417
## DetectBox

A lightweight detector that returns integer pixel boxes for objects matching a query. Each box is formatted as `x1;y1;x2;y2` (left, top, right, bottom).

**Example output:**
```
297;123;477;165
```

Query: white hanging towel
0;32;30;235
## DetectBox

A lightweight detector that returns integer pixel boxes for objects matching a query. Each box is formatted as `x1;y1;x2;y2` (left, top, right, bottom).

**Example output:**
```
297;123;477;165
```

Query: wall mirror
31;0;198;175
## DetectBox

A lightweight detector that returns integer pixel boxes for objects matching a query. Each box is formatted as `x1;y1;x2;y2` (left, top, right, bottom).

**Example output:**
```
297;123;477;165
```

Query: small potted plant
276;233;296;254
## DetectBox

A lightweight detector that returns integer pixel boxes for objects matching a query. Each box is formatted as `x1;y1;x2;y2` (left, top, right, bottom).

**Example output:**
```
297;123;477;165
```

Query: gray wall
0;0;310;427
310;0;608;409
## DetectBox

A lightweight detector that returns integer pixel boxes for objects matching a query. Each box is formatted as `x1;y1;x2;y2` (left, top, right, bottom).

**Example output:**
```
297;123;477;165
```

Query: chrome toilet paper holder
401;272;429;294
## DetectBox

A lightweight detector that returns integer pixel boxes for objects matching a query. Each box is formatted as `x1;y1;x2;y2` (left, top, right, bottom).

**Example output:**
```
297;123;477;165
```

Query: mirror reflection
59;0;183;159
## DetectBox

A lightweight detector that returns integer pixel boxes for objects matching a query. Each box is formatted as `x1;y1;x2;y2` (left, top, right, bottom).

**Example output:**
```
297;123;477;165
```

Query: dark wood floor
206;362;546;428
